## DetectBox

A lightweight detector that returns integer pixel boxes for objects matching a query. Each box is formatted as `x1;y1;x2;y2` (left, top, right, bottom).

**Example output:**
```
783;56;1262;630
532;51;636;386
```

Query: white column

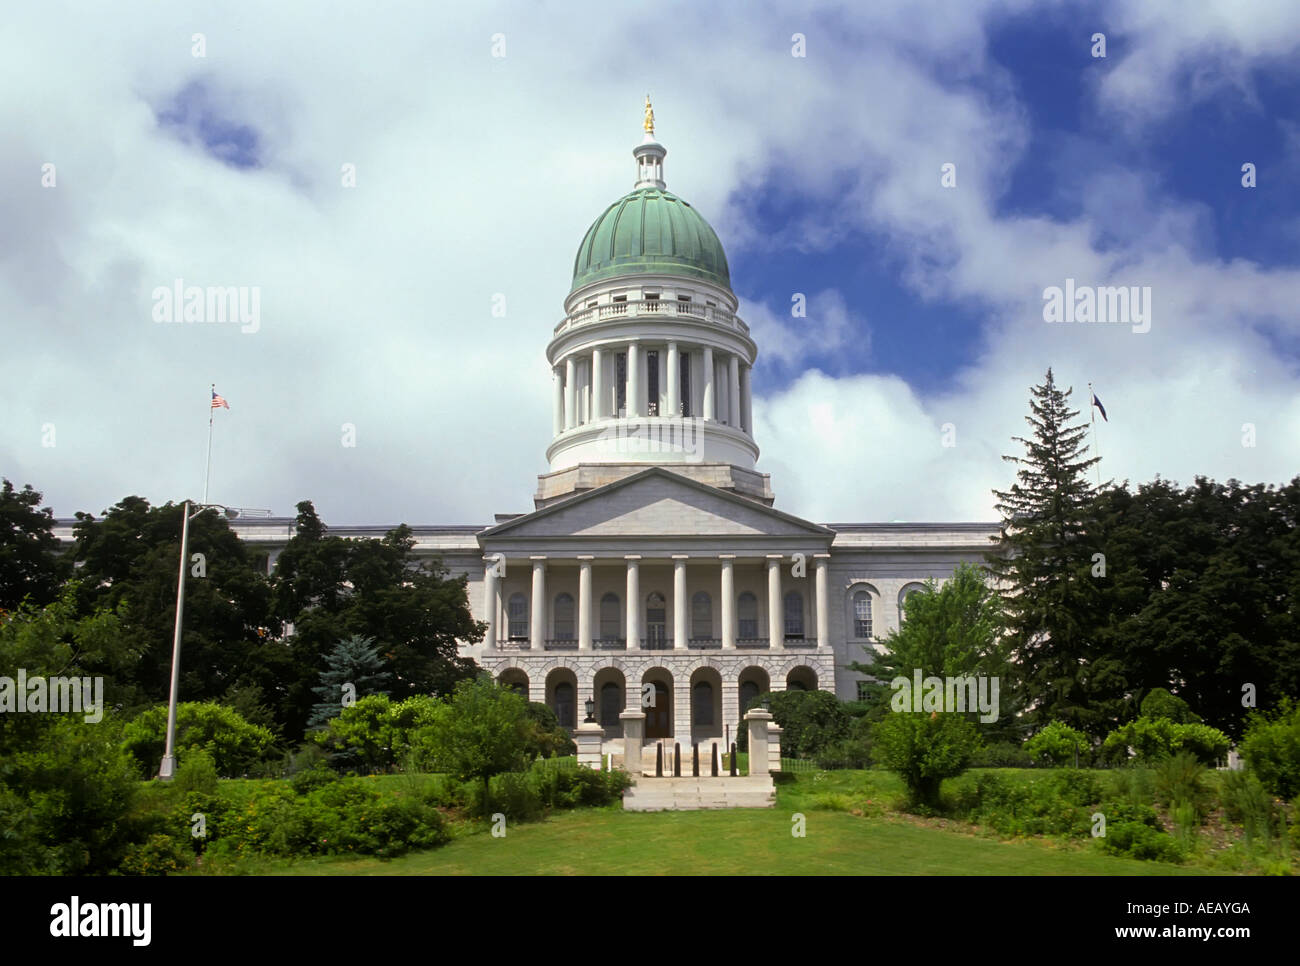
592;348;604;419
564;357;576;431
667;341;680;416
767;555;783;651
483;556;499;649
720;555;735;649
673;555;688;649
625;555;641;646
627;342;641;417
578;556;593;651
740;363;752;434
728;355;741;428
552;368;564;435
815;554;830;649
702;346;715;420
530;557;546;651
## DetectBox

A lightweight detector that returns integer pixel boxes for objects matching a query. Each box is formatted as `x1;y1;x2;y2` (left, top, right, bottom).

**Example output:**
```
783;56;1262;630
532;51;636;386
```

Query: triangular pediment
481;468;831;542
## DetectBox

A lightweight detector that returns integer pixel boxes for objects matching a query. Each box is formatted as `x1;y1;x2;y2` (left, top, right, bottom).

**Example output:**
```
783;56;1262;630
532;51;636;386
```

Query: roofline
478;466;836;541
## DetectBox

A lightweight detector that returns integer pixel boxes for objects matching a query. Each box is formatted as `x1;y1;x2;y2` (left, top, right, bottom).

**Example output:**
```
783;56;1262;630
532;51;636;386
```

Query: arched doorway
644;676;676;743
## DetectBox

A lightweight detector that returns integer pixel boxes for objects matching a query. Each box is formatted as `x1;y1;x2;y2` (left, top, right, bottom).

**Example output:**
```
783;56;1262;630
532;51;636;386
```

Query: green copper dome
571;187;731;293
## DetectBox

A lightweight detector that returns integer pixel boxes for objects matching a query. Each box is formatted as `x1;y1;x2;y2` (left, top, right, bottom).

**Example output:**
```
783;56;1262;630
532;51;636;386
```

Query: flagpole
1088;381;1101;487
203;383;215;505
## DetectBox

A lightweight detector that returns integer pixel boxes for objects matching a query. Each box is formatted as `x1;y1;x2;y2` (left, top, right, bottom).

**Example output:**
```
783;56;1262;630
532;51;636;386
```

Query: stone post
768;722;783;773
746;707;773;777
575;718;605;770
621;710;646;775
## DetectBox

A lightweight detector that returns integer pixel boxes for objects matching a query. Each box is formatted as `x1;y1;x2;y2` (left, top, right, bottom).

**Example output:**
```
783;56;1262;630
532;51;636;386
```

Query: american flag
211;390;229;410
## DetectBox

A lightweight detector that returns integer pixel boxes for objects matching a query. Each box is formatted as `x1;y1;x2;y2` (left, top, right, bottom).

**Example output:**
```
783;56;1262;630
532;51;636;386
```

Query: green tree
426;676;531;815
0;590;141;874
988;369;1110;735
0;479;70;611
70;496;278;718
1239;699;1300;800
272;502;481;742
308;634;393;729
736;689;852;759
850;563;1014;736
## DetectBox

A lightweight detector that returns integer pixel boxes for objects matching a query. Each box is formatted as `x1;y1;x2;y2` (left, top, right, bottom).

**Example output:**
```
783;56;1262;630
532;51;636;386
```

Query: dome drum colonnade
545;112;759;474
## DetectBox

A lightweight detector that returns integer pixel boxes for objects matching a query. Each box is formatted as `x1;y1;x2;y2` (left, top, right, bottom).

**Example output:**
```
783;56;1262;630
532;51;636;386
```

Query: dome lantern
633;95;666;190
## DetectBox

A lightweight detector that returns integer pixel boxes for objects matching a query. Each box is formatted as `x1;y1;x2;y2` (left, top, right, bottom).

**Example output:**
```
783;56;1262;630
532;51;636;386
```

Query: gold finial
643;94;655;135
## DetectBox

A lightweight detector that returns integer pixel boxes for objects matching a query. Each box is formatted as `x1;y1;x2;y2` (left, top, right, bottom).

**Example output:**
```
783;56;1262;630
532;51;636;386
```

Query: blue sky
3;0;1299;525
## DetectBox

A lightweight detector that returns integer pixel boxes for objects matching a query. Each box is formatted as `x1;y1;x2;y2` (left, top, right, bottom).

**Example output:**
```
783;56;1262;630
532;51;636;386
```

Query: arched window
738;592;758;639
898;584;925;625
599;593;620;640
508;592;528;640
693;682;714;726
783;591;804;639
646;592;667;647
554;593;574;640
739;680;760;713
853;590;873;639
600;681;623;726
691;591;712;640
553;682;575;728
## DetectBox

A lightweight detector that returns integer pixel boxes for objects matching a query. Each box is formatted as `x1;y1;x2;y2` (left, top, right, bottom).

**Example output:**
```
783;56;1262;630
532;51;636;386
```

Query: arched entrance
642;669;673;739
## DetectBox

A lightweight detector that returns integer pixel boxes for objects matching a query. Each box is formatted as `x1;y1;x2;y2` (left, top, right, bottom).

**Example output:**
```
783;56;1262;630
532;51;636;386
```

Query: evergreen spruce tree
308;635;393;729
988;368;1108;735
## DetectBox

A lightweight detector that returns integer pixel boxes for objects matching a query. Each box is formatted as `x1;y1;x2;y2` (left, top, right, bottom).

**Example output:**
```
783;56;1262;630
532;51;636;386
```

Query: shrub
290;763;341;796
119;833;193;876
1153;751;1210;823
871;711;982;810
815;738;872;770
1219;769;1277;847
1099;821;1185;863
1024;721;1091;767
122;702;276;778
523;702;577;760
737;690;852;758
312;694;398;773
1101;717;1229;766
173;748;219;795
1239;699;1300;800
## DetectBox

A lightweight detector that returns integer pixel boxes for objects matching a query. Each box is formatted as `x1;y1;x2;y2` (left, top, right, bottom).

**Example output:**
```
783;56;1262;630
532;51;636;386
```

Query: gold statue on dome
644;95;654;135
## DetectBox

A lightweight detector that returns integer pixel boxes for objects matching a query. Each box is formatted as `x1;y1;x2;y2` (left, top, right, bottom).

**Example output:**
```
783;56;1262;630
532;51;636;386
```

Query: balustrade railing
555;298;747;335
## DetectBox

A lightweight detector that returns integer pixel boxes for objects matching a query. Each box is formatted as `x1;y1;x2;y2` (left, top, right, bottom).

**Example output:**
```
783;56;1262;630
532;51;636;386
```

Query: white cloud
1;0;1296;530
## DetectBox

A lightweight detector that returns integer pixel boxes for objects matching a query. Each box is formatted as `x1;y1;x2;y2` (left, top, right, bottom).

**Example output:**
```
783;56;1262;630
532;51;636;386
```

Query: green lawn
223;773;1204;876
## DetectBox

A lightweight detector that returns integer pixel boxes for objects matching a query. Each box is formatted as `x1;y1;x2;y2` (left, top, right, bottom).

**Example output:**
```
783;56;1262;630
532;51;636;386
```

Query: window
738;592;758;638
646;350;659;415
554;593;574;640
680;353;691;416
784;591;804;639
693;682;714;726
853;590;873;639
612;293;627;315
599;593;620;640
553;682;575;729
856;680;871;701
739;680;760;713
676;294;692;316
646;592;666;646
600;682;623;726
615;352;627;414
645;292;660;312
508;593;528;640
691;591;712;640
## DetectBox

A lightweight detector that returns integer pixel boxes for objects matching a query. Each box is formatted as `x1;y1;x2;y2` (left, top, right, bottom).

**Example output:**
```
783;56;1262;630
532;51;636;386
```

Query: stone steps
622;776;775;811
